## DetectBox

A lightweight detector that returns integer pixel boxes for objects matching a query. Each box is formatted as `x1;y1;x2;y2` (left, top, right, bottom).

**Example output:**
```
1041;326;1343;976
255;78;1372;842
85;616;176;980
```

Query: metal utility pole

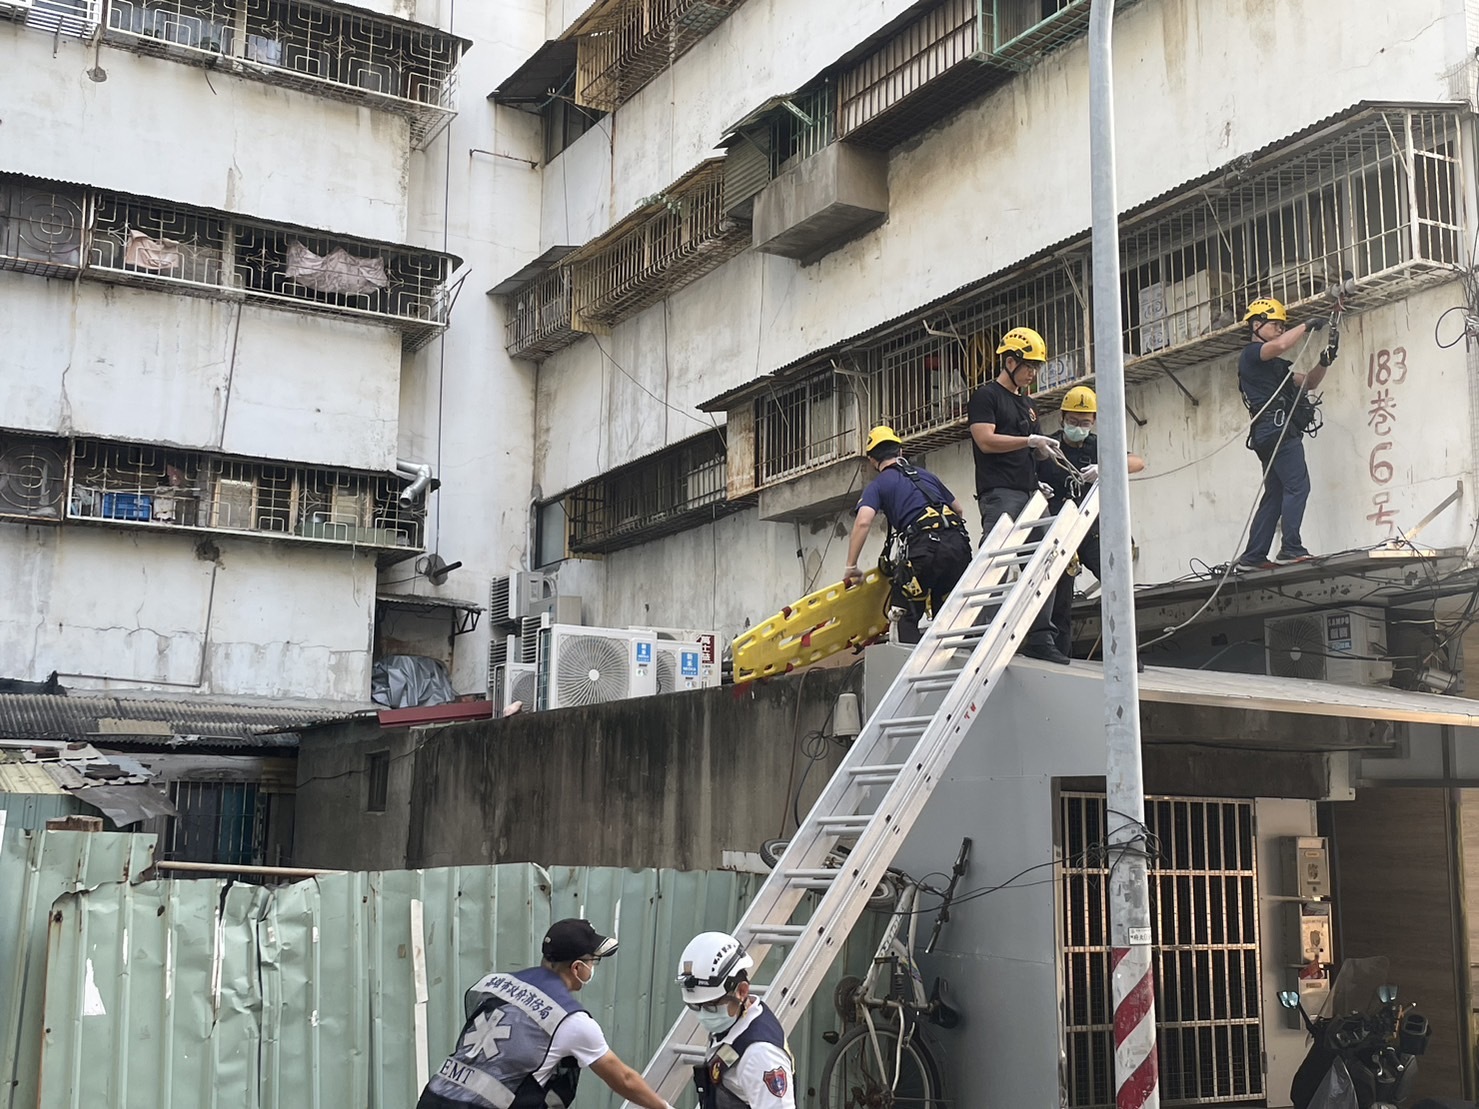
1087;3;1159;1109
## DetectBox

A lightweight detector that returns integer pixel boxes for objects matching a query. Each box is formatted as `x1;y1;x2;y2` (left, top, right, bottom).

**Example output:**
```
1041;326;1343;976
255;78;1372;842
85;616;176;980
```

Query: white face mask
695;1006;738;1035
1062;424;1091;444
573;960;594;986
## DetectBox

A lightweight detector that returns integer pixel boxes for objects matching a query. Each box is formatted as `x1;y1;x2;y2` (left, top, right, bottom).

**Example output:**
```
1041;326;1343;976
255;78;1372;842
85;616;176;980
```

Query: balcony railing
14;0;466;149
561;430;743;554
571;0;748;113
499;263;579;361
707;104;1467;490
67;439;424;550
0;173;457;351
566;159;750;332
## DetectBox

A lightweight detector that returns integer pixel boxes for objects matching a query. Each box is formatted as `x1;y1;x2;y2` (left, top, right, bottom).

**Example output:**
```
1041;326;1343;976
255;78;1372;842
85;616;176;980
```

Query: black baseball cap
542;918;619;962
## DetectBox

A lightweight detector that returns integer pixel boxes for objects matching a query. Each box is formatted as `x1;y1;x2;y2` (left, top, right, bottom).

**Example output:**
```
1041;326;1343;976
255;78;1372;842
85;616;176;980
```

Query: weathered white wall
0;274;401;472
0;525;375;699
387;0;544;693
529;0;1476;637
0;27;412;244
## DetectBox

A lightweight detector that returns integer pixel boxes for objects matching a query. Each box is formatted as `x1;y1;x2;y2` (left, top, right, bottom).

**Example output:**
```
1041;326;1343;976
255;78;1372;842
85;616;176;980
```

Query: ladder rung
985;542;1040;558
878;715;932;730
933;627;986;644
815;815;871;831
1015;513;1059;528
671;1044;708;1061
748;925;806;944
847;763;905;777
907;667;964;685
955;583;1013;600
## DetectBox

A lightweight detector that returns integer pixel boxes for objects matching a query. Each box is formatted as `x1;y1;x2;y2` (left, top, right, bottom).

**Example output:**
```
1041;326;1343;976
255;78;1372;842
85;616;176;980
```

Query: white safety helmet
676;931;753;1006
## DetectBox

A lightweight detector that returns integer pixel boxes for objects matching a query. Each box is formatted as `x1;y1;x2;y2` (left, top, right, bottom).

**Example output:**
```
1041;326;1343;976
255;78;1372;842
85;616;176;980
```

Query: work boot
1020;632;1071;665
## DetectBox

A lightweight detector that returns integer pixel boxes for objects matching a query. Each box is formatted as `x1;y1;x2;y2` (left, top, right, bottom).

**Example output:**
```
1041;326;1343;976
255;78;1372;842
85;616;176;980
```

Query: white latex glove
1026;433;1060;460
1079;464;1099;484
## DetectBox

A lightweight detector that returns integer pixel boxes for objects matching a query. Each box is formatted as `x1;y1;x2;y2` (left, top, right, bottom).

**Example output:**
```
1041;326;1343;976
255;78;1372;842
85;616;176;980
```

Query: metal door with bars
1060;792;1264;1107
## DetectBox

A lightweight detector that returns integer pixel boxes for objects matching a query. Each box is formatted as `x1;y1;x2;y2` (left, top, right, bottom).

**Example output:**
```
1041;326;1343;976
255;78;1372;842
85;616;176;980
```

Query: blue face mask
1062;424;1091;444
696;1006;738;1035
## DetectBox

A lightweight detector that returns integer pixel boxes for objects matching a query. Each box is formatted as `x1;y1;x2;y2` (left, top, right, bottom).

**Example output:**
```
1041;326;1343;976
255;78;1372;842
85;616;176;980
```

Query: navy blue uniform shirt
856;464;955;529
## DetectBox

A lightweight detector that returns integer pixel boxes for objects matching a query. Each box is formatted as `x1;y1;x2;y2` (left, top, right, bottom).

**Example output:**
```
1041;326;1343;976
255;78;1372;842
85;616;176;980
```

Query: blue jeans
1242;434;1310;562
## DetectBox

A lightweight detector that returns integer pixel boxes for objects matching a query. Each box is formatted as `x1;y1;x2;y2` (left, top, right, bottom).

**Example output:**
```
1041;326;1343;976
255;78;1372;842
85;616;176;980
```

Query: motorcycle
1279;957;1472;1109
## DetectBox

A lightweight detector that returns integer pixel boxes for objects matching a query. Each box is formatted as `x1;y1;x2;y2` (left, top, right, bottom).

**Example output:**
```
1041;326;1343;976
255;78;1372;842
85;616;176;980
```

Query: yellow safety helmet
864;425;903;457
1243;297;1288;323
1061;386;1097;414
996;326;1048;363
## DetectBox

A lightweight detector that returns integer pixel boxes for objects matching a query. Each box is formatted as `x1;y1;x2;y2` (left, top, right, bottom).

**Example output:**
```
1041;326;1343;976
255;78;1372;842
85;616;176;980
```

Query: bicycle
759;836;972;1108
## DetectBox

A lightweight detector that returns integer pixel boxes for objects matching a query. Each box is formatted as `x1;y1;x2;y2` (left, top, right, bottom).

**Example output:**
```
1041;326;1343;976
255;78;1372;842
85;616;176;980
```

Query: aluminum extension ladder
625;486;1102;1107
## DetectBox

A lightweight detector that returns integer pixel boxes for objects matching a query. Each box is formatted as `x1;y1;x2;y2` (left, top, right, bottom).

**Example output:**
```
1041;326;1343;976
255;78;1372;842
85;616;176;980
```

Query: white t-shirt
713;1003;795;1108
534;1010;610;1086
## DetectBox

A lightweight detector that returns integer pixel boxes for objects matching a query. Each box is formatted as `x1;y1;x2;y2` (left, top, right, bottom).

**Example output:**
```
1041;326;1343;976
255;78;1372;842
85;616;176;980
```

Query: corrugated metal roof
0;693;361;747
0;759;64;796
6;832;883;1109
697;99;1450;412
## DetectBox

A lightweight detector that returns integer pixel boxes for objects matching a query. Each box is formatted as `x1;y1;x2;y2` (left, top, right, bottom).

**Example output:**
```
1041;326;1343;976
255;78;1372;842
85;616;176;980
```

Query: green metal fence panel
20;840;887;1109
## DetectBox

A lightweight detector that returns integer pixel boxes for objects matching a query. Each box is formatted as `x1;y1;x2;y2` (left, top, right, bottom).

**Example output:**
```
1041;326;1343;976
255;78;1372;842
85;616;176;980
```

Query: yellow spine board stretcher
731;569;891;684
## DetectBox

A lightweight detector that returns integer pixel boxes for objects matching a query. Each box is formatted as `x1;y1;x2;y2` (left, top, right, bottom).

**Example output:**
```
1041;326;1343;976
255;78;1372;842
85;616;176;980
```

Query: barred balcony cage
564;430;740;555
730;103;1469;481
98;0;468;149
0;174;459;351
66;439;424;551
0;432;69;524
572;0;749;114
567;160;750;332
755;372;860;486
503;267;578;360
19;0;99;37
0;179;88;279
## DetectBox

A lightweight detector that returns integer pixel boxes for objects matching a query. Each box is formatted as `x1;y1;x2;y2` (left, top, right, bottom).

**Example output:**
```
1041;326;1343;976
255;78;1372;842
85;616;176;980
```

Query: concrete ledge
756;456;866;522
753;143;889;264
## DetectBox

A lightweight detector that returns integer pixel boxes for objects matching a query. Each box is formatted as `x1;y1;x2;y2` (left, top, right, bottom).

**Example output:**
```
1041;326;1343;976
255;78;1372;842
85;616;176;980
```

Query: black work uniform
1037;431;1103;656
967;380;1055;642
855;461;971;644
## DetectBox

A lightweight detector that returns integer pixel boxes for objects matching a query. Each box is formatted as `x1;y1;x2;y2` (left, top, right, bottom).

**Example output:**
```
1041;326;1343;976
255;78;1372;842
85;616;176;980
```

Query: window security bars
771;83;837;175
0;175;455;351
67;440;424;550
563;431;739;554
573;0;749;114
157;780;267;867
504;267;579;360
740;105;1465;487
0;180;88;279
16;0;465;148
567;160;749;332
1060;793;1263;1108
0;432;69;524
756;374;859;486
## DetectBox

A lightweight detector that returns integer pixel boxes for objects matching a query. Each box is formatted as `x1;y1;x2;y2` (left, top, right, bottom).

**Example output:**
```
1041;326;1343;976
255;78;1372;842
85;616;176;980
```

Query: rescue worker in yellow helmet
844;426;971;644
1038;386;1145;656
967;326;1070;663
1234;297;1338;571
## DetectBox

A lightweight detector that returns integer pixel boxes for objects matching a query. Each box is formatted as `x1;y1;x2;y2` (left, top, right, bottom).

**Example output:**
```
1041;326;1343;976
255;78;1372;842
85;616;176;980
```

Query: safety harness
878;461;967;605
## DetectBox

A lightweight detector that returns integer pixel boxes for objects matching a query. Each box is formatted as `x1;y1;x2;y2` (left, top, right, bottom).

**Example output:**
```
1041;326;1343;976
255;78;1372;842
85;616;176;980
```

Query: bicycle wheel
819;1022;946;1109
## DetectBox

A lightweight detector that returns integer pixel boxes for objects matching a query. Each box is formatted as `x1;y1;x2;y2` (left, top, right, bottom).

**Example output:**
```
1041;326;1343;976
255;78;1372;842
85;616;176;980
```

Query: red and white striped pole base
1112;941;1159;1109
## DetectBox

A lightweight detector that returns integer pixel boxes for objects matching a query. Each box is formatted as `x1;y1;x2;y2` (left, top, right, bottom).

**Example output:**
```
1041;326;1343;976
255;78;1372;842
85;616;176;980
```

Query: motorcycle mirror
1278;991;1300;1009
1379;986;1398;1004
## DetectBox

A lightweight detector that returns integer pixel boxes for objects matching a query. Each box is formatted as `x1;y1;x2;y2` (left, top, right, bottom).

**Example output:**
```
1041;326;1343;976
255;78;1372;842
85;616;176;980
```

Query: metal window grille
504;267;578;359
0;432;69;523
0;179;87;278
573;0;748;113
157;780;266;867
1060;792;1263;1108
23;0;101;37
756;372;858;485
771;83;837;174
567;160;749;332
564;430;741;554
100;0;465;148
67;439;425;550
90;192;229;289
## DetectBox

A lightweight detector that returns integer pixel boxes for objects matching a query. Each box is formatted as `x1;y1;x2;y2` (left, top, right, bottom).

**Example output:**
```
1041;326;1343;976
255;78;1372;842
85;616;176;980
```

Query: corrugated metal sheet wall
5;826;881;1109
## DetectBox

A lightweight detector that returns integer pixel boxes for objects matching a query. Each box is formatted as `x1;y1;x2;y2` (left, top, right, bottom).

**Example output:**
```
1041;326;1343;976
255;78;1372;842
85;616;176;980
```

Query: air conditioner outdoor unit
495;662;538;714
654;641;709;695
1265;607;1392;687
632;626;721;688
489;571;552;628
0;441;65;521
537;623;657;711
487;634;521;685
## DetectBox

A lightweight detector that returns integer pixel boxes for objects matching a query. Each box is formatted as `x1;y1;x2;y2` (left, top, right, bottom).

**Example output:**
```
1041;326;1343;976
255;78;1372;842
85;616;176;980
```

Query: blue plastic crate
100;493;152;521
